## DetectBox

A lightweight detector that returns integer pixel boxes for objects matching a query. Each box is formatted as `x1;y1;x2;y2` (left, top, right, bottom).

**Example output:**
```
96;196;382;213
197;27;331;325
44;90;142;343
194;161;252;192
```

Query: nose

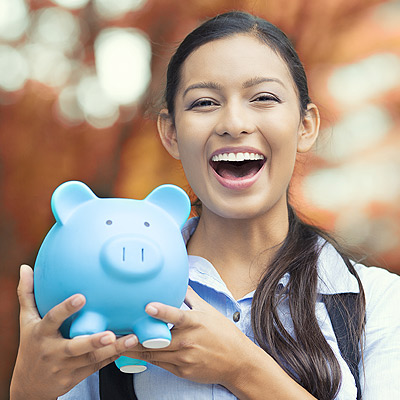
215;100;255;138
100;235;163;280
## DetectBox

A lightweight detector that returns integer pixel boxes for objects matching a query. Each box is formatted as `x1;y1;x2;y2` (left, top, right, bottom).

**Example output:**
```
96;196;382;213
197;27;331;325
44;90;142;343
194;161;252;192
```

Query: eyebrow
182;82;222;98
182;77;285;98
242;76;285;89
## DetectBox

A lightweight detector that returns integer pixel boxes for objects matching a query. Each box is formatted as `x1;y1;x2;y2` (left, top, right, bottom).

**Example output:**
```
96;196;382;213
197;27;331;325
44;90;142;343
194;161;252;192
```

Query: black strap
323;293;362;400
99;294;362;400
99;361;138;400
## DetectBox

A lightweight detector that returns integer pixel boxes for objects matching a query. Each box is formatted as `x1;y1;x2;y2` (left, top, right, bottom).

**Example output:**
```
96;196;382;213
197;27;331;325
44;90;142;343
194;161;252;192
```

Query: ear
157;109;180;160
145;184;191;229
51;181;97;225
297;103;320;153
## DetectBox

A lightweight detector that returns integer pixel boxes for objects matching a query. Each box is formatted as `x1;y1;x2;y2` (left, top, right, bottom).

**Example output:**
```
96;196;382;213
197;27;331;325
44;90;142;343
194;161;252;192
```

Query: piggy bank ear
51;181;97;225
145;184;191;229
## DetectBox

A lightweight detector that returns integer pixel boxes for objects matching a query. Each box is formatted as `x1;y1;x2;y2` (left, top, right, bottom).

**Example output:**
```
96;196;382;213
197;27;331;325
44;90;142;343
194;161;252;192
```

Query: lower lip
211;162;266;190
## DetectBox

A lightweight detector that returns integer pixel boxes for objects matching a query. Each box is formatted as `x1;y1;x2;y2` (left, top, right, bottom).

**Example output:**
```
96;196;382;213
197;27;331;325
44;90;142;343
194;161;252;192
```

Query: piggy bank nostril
121;247;145;263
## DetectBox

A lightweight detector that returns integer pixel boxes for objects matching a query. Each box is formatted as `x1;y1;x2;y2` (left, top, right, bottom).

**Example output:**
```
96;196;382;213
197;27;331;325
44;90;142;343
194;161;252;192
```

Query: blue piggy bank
34;181;191;373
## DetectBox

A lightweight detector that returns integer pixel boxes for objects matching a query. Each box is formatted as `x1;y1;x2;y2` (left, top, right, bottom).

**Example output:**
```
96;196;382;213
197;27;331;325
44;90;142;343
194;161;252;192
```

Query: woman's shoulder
354;262;400;321
354;263;400;398
355;262;400;294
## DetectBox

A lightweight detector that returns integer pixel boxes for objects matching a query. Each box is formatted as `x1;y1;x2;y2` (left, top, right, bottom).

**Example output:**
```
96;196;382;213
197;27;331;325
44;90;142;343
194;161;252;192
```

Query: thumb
17;264;40;324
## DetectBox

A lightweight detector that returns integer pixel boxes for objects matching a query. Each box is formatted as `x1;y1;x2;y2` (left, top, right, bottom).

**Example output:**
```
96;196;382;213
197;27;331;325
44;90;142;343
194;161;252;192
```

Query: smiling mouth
210;152;266;179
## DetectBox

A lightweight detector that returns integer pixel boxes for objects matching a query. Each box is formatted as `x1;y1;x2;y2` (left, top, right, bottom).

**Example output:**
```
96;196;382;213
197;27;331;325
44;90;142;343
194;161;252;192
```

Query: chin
203;198;272;221
199;188;289;222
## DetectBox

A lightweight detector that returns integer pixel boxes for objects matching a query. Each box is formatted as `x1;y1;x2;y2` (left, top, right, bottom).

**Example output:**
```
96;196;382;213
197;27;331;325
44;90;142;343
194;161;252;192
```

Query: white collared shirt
60;218;400;399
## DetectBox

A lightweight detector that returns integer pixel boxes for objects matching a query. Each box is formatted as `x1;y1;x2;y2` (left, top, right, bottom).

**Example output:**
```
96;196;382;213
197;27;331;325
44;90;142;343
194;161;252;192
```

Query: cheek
175;136;206;183
177;134;203;161
175;118;210;160
270;133;299;156
260;104;300;142
261;116;300;176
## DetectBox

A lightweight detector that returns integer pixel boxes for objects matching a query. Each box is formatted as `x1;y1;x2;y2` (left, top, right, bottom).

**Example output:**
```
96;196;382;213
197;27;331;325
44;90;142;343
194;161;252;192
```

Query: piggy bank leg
134;317;171;349
69;311;107;337
115;356;147;374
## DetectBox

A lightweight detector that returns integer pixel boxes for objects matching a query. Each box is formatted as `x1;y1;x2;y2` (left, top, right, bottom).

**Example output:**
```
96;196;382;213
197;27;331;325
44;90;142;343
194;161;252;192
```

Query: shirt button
233;311;240;322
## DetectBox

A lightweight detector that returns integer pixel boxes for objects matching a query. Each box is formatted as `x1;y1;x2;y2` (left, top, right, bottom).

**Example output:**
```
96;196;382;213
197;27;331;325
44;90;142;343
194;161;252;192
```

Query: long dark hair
163;11;365;400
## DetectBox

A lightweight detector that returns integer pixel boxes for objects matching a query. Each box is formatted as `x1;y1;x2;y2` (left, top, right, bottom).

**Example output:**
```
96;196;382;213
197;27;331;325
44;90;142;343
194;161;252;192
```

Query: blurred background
1;0;399;397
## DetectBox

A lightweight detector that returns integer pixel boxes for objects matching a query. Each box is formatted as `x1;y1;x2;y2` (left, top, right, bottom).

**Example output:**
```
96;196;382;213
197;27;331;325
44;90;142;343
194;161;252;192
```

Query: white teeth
211;152;265;162
221;154;229;161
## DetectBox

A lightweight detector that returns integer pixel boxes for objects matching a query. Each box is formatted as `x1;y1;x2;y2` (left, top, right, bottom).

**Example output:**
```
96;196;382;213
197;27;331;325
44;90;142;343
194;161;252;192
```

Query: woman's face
159;34;319;221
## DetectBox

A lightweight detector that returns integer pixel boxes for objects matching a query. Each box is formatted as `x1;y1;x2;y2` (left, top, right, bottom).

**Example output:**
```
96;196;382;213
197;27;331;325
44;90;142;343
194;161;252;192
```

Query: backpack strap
322;293;362;400
99;362;138;400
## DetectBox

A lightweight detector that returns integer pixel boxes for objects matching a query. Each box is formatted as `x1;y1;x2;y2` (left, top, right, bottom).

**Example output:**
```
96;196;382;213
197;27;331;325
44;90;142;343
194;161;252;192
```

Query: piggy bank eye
106;220;113;225
144;221;150;227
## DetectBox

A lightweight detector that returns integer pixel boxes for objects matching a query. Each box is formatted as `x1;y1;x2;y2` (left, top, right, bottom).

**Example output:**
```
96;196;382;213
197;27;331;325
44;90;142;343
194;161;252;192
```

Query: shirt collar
316;240;360;294
181;217;360;296
181;217;199;245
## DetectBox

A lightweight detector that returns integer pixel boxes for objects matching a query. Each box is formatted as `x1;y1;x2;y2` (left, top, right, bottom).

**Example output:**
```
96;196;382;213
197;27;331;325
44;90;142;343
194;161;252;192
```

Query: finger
64;332;137;358
71;335;139;369
17;265;40;323
145;302;192;329
40;294;86;336
64;331;116;357
58;354;122;393
126;348;180;364
72;353;123;384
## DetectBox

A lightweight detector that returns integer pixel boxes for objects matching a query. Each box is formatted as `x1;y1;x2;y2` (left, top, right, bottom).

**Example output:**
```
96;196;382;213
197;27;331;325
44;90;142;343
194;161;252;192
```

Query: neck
187;202;289;298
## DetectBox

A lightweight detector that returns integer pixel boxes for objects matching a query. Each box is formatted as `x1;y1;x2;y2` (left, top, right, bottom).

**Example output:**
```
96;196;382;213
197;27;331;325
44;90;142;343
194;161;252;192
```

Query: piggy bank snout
101;235;163;279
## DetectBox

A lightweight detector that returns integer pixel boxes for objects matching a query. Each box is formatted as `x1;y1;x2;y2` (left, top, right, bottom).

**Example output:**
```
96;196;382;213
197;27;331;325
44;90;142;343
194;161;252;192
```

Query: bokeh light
29;7;82;54
335;209;398;252
95;28;152;105
374;0;400;30
50;0;91;10
0;45;28;91
22;43;72;88
0;4;152;127
303;160;400;211
55;85;85;125
0;0;29;41
316;105;392;162
94;0;146;20
328;53;400;107
76;74;120;128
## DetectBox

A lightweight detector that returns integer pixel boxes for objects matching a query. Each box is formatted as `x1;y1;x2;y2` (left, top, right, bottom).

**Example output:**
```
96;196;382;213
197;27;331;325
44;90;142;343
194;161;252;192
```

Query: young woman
10;11;400;400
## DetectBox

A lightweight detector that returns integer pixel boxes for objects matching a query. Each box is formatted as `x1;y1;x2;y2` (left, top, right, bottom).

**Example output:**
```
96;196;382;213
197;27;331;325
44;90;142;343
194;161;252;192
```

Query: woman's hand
122;286;253;387
123;286;317;400
10;265;138;400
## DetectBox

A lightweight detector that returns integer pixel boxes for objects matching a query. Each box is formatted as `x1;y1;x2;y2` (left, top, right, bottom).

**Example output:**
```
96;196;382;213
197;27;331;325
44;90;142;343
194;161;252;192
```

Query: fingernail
19;264;30;276
125;336;138;348
71;295;84;307
146;305;158;316
100;334;114;345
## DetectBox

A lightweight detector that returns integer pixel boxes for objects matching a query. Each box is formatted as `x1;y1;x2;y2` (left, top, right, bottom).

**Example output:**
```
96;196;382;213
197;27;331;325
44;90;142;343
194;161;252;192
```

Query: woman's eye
190;99;218;108
252;94;280;103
